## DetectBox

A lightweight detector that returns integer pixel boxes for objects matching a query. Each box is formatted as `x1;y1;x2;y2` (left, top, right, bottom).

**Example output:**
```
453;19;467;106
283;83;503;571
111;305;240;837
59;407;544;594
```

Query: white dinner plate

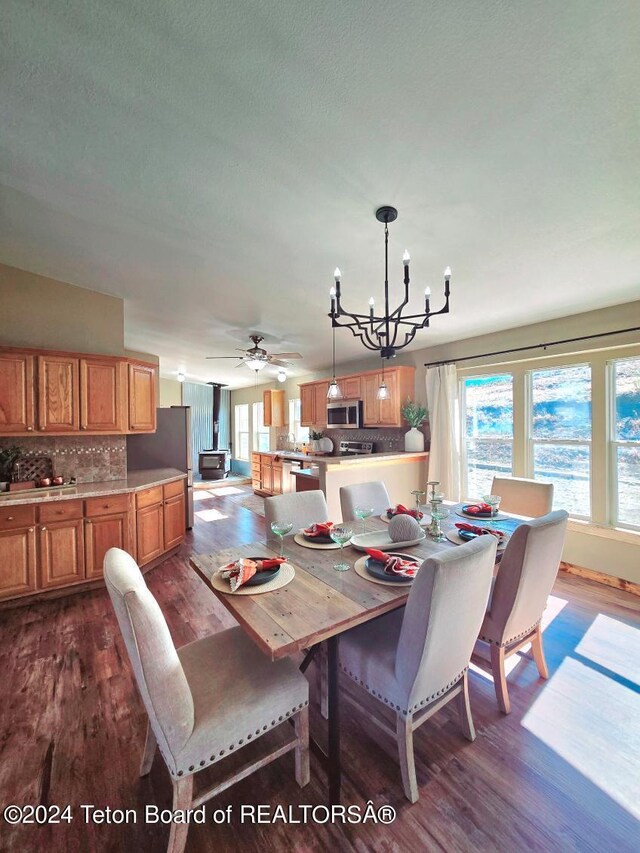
350;530;426;552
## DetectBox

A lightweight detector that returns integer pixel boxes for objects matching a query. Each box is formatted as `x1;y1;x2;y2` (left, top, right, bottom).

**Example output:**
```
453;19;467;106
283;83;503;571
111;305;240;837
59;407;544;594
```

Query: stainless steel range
335;440;374;457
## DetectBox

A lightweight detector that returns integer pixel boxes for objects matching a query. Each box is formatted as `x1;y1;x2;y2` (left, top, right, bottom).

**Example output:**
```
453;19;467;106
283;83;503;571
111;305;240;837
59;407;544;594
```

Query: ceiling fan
206;334;302;375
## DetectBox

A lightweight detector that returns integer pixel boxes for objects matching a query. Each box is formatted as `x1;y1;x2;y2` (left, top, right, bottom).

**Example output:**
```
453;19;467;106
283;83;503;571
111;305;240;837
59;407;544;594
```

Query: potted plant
0;445;22;491
309;430;324;452
401;400;427;452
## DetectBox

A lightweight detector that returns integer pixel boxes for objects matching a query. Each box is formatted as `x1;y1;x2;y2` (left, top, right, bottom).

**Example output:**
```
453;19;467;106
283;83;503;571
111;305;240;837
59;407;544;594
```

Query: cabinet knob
86;519;92;525
27;426;33;431
28;527;34;532
40;427;45;431
6;516;14;521
41;526;47;531
81;425;86;430
56;510;64;515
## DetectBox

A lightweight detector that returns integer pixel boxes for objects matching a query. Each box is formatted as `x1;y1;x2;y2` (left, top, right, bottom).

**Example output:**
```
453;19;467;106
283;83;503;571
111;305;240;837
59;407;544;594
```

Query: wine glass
429;506;449;542
329;525;353;572
482;494;501;527
353;506;374;534
270;521;293;557
411;489;427;520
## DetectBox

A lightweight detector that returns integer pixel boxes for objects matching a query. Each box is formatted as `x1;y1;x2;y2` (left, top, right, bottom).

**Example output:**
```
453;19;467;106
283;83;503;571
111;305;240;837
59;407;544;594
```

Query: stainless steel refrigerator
126;406;194;528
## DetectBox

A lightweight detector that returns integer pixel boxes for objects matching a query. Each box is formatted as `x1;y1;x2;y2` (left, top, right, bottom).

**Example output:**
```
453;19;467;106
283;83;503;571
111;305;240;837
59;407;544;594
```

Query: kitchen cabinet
361;366;415;427
128;363;157;432
260;456;274;495
314;382;329;428
163;480;186;550
84;493;132;580
271;458;283;495
252;453;284;496
300;384;316;426
136;481;185;565
340;376;362;400
0;506;37;600
39;517;85;589
37;354;80;433
136;503;164;566
80;358;126;432
0;352;35;433
263;389;285;428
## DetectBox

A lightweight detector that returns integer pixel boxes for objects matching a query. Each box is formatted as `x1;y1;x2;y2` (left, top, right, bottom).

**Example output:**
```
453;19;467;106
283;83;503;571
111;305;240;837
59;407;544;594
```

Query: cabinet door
37;355;80;432
362;374;381;426
379;370;401;425
260;461;273;495
39;518;85;589
0;526;37;600
300;385;315;426
314;382;329;428
271;390;285;428
0;352;35;434
128;363;157;432
136;502;164;566
341;376;362;400
80;358;125;432
163;493;185;550
271;463;283;495
85;513;131;579
262;390;273;426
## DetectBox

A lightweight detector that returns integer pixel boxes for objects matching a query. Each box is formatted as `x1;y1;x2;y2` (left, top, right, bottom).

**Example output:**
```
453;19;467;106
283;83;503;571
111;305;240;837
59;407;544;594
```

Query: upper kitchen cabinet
300;383;316;426
340;375;362;400
37;355;80;432
362;366;415;427
314;382;329;428
0;352;35;433
128;362;157;432
80;358;126;432
263;389;285;427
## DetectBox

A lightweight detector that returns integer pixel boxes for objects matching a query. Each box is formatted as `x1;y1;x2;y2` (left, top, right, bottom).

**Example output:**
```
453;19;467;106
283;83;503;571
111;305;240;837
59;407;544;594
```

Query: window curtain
218;388;231;450
425;364;461;501
182;382;213;472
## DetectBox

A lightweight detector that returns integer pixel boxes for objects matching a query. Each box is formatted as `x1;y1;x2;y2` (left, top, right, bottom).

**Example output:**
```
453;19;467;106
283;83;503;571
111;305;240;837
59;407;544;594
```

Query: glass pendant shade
377;381;390;400
327;379;342;399
246;358;267;372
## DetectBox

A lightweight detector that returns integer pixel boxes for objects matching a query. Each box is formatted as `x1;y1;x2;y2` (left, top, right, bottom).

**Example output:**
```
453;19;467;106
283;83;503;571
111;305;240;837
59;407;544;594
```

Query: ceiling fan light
277;369;287;383
377;381;390;401
177;371;185;382
246;357;267;371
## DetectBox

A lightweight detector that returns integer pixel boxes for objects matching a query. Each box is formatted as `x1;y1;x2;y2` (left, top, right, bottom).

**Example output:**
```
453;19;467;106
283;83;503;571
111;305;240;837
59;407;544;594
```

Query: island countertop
0;468;187;507
263;450;429;466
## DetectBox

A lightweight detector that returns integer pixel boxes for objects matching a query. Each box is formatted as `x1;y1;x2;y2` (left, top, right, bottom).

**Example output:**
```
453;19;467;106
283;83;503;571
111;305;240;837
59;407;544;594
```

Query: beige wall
0;262;124;354
159;378;183;407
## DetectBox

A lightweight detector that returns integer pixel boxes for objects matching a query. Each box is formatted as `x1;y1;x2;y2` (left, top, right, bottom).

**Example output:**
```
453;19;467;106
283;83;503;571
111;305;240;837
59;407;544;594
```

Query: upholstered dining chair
491;476;554;517
339;480;391;522
264;489;329;538
477;509;568;714
104;548;309;853
339;535;497;802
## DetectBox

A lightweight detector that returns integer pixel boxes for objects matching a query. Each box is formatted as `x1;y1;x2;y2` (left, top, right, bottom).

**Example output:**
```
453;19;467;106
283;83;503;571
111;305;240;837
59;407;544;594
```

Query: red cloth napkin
304;521;334;537
365;548;419;578
455;522;505;541
464;503;494;515
219;557;286;591
386;504;424;520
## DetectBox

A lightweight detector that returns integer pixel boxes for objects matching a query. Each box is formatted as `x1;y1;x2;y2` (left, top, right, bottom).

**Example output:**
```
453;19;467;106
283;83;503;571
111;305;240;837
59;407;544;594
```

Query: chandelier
329;206;451;359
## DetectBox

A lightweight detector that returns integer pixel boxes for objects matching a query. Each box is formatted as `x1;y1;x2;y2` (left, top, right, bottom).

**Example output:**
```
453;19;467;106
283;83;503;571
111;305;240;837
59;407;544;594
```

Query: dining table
189;504;528;804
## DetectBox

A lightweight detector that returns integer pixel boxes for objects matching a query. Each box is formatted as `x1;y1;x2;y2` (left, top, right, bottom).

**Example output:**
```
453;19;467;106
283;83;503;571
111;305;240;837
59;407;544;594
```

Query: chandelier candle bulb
403;250;411;265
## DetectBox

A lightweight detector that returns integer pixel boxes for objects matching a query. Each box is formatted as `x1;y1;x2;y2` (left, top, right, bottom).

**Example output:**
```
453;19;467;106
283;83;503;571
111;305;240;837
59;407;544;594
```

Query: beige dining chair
491;476;554;517
477;509;568;714
339;481;391;522
104;548;309;853
264;489;329;537
339;535;497;802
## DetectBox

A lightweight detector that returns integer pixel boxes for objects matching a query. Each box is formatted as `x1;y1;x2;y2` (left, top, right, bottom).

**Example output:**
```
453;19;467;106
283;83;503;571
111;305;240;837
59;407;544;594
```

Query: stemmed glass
270;521;293;557
329;525;353;572
482;494;501;527
353;506;374;535
411;489;427;521
429;506;449;542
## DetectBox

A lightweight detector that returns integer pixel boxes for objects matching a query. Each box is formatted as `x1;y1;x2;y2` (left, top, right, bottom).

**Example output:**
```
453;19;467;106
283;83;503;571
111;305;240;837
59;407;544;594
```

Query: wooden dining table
189;507;526;804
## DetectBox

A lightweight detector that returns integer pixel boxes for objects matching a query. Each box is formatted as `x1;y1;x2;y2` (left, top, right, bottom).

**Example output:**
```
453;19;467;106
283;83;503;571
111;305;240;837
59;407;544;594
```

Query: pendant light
377;357;390;400
327;324;343;399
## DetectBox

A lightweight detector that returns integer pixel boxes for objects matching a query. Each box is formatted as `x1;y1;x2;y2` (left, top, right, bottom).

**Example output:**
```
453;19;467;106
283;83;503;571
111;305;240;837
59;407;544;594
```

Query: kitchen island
261;451;429;518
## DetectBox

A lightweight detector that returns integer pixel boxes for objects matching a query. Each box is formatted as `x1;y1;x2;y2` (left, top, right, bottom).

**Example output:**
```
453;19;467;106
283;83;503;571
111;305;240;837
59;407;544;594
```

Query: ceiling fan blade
269;358;291;368
206;356;244;359
270;352;302;359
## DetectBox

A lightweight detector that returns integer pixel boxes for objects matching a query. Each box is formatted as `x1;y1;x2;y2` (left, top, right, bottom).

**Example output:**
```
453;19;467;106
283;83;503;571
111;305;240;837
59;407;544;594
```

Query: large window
252;402;270;452
234;404;249;460
462;374;513;498
288;399;309;445
611;356;640;528
529;365;591;518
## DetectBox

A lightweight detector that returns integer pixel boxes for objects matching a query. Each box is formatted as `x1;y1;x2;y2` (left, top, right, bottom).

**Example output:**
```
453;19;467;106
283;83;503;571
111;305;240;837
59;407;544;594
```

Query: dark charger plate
303;532;334;545
458;529;506;547
461;504;494;518
365;553;419;583
244;557;282;586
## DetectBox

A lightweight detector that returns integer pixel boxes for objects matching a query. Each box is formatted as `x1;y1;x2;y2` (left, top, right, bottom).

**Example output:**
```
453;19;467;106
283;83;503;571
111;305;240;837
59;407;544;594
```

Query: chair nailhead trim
173;701;309;775
339;664;467;716
479;620;541;648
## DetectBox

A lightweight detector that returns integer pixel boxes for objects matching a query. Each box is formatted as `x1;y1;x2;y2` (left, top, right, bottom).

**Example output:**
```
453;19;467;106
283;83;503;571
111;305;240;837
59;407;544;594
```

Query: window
289;399;309;445
462;374;513;498
611;356;640;528
252;402;270;452
234;404;249;460
529;364;591;518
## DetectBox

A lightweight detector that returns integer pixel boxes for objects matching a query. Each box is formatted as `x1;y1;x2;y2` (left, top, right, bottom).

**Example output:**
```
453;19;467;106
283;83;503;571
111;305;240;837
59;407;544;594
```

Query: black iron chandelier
329;206;451;360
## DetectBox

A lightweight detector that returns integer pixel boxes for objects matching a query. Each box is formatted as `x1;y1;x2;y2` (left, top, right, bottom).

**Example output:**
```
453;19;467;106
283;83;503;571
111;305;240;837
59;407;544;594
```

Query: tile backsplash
0;436;127;483
275;425;429;453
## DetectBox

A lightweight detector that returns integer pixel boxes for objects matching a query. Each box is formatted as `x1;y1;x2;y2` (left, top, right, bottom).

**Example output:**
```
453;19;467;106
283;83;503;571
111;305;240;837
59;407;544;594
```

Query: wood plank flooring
1;484;639;852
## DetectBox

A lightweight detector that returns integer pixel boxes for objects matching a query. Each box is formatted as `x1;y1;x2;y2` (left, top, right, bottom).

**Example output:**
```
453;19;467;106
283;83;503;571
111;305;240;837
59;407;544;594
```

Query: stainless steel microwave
326;399;363;429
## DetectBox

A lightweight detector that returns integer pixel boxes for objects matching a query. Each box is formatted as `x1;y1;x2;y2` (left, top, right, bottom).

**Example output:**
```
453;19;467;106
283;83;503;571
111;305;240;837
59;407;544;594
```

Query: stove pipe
209;383;226;450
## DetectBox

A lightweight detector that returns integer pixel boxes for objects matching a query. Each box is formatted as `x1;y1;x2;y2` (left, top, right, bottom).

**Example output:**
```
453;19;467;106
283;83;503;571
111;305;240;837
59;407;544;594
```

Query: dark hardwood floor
1;484;639;852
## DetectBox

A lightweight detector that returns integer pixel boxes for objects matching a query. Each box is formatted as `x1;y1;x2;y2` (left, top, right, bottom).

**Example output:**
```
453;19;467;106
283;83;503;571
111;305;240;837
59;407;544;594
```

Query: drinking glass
429;506;449;542
329;525;353;572
482;494;501;527
270;521;293;557
353;506;374;534
411;489;428;520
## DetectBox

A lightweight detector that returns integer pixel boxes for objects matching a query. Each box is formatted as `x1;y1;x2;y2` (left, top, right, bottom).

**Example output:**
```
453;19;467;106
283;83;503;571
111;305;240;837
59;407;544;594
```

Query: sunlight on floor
522;618;640;819
195;508;229;522
212;486;245;496
193;490;214;501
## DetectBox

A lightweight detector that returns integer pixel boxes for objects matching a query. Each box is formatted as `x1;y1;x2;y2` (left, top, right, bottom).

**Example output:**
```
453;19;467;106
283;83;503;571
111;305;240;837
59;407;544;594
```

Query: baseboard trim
559;561;640;597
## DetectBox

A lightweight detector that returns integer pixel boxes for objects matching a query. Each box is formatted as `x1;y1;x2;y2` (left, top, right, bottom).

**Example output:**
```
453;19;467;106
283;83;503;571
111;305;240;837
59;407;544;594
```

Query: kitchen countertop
0;468;187;507
264;450;428;466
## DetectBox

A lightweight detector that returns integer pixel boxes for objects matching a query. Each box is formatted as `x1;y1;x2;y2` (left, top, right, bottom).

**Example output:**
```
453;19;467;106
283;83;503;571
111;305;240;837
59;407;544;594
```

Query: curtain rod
423;326;640;368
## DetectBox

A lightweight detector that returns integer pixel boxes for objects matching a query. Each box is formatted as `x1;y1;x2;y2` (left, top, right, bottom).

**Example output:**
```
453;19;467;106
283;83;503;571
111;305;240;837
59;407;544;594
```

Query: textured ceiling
1;0;639;387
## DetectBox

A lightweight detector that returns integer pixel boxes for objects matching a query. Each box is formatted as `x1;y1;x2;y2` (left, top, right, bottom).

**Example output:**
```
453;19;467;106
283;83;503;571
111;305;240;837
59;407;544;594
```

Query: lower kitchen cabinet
136;481;185;566
85;512;131;579
136;502;164;566
164;492;186;550
252;453;284;496
0;525;37;599
39;518;85;589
